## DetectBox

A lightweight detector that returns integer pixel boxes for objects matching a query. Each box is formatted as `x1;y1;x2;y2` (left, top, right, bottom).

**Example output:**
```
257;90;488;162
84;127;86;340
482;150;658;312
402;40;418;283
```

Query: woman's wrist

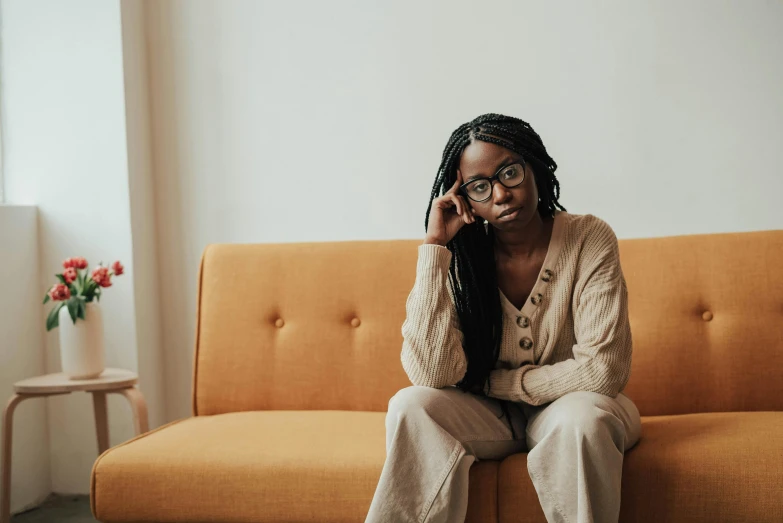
423;237;447;247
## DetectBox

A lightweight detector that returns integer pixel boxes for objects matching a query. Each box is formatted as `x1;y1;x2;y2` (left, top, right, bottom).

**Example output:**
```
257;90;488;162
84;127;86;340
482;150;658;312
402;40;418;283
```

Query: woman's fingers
451;194;475;224
454;171;475;223
435;186;475;225
448;174;461;194
465;203;475;224
448;194;463;216
448;169;464;195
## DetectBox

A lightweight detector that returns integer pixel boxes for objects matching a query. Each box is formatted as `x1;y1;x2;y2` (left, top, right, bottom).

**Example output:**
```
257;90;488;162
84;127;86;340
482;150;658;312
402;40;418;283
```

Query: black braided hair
424;113;567;440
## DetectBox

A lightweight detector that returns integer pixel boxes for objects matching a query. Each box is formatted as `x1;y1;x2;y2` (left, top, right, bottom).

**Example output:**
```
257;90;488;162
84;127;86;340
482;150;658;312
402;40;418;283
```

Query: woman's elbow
592;359;631;398
400;352;465;389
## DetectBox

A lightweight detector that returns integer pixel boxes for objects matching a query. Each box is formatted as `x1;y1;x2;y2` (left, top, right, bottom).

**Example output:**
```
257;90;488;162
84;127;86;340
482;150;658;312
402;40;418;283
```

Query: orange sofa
91;230;783;522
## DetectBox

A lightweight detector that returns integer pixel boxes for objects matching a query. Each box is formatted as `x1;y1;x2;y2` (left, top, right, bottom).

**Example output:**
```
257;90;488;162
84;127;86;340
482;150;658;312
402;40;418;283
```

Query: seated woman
366;113;641;523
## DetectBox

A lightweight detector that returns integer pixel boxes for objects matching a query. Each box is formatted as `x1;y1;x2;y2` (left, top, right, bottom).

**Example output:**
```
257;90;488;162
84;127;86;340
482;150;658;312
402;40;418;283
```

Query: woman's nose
492;181;512;203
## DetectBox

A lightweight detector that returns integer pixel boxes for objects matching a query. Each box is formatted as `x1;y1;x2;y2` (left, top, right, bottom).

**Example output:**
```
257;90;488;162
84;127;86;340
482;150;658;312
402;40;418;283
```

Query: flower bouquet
43;257;124;379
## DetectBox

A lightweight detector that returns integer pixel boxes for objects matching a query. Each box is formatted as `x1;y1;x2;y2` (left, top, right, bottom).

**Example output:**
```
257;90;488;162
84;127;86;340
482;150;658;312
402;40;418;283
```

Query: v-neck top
497;209;566;317
400;210;633;406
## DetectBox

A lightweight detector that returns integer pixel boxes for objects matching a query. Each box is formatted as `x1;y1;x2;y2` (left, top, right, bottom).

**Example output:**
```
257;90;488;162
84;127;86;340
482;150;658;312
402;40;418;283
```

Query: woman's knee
387;385;456;418
537;391;624;440
386;385;472;434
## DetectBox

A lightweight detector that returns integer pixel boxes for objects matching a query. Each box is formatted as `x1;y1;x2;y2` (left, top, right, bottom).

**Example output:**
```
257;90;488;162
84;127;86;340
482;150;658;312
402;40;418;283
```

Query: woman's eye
502;167;516;179
473;182;489;192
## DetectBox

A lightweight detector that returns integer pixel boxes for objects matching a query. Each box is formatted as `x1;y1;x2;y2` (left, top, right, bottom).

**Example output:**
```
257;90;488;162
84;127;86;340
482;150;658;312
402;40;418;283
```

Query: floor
11;494;95;523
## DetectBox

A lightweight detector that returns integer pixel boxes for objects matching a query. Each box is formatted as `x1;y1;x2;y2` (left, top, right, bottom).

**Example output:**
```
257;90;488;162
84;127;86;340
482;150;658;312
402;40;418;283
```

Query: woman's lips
498;207;521;219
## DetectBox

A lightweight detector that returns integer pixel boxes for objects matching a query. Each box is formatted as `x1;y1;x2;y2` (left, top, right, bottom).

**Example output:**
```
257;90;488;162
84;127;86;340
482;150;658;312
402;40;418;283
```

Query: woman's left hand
468;383;485;395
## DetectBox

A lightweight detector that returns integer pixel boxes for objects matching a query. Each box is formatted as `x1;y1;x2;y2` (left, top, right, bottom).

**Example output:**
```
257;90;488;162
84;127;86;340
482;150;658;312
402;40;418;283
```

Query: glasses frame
458;160;527;203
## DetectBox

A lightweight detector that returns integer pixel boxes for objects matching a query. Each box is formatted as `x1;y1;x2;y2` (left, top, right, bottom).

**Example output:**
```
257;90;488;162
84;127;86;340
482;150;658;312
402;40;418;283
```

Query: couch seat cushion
92;411;386;522
91;410;499;523
497;411;783;523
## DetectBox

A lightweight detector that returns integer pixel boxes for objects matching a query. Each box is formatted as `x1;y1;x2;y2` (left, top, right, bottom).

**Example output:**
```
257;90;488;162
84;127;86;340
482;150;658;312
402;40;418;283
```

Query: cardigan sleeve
486;219;633;405
400;244;468;388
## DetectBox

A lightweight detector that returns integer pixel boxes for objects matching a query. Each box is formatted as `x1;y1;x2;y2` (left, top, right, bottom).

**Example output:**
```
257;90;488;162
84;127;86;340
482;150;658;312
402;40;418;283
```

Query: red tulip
63;257;88;270
62;267;78;284
91;266;112;288
48;283;71;301
111;261;124;276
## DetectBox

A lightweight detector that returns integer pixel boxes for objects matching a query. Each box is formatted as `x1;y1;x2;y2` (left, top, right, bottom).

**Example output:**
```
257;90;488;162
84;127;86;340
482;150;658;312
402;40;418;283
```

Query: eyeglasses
459;161;526;203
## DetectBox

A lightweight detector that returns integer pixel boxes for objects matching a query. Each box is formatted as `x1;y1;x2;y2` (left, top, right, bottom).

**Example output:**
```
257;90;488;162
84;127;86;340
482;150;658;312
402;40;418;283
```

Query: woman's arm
486;219;633;406
400;243;468;388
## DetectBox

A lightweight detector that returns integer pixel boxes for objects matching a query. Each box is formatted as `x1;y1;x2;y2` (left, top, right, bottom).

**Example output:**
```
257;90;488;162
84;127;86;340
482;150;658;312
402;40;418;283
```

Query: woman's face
457;140;539;228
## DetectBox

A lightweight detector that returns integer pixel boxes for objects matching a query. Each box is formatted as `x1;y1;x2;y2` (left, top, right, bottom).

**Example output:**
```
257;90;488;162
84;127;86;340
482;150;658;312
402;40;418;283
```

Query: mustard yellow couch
91;229;783;522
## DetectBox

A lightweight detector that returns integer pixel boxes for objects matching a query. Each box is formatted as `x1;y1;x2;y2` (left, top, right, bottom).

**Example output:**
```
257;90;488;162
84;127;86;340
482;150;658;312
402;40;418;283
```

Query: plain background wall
0;0;165;496
145;0;783;420
0;206;50;512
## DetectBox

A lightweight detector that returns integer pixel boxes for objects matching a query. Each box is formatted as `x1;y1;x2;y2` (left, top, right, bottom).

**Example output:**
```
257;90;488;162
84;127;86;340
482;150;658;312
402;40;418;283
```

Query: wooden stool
1;368;149;523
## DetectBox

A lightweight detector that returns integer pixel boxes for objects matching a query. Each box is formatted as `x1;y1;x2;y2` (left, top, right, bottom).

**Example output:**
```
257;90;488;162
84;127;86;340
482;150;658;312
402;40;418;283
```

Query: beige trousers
365;386;642;523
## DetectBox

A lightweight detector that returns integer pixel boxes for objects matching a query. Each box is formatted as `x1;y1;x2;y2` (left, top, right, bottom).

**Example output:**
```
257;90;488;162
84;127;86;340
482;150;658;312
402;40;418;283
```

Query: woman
365;113;642;523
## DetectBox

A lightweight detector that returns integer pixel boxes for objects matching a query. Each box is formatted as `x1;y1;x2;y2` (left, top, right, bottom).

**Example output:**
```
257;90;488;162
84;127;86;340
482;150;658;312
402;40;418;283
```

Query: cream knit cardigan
400;210;632;406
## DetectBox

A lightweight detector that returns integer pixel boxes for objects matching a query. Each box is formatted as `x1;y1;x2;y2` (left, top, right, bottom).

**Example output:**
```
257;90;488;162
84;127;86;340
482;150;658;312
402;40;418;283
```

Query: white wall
0;206;50;513
0;0;164;495
144;0;783;420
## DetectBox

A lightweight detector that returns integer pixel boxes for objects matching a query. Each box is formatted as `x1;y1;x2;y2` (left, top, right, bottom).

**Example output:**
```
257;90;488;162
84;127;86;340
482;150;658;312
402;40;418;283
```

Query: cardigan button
519;337;533;350
516;315;529;328
541;269;553;282
530;293;543;306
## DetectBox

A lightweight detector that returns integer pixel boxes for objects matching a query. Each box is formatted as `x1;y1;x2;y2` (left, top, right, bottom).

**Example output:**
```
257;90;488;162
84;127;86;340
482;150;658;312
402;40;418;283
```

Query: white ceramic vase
58;301;106;379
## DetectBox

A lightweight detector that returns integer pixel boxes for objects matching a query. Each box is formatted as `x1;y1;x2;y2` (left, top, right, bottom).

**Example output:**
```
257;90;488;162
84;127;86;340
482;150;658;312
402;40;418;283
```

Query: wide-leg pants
365;386;642;523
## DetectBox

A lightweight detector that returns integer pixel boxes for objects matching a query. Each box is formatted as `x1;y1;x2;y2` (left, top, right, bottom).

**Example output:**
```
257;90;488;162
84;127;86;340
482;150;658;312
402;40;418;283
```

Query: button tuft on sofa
702;311;713;322
274;318;284;328
350;317;361;327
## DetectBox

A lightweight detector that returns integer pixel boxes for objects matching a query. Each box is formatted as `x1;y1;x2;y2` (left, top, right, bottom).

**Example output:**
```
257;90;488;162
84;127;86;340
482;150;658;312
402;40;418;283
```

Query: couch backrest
192;240;419;416
617;228;782;415
193;230;783;417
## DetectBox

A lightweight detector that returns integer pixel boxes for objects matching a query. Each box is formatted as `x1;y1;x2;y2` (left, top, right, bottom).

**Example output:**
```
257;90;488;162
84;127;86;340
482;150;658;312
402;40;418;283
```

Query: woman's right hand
424;169;476;246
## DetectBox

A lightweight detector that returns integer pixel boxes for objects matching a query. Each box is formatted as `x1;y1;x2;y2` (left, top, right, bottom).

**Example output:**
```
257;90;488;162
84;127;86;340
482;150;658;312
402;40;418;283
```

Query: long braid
424;113;567;440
